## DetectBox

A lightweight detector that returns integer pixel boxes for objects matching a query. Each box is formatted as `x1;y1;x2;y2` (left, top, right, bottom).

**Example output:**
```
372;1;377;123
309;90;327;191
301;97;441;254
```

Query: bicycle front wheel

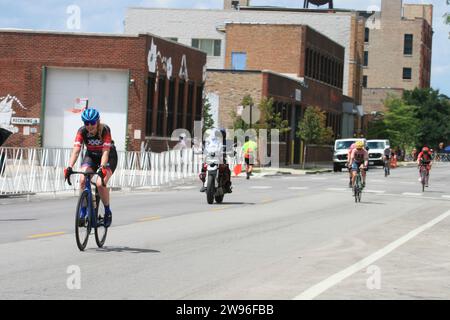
75;191;91;251
95;194;108;248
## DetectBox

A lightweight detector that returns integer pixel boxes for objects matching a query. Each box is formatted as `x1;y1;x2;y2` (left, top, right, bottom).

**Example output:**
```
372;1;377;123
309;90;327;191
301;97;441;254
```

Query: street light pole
249;104;253;129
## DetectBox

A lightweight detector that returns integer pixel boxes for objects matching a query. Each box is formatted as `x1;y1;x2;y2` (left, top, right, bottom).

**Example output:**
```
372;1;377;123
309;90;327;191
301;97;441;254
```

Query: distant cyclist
383;146;392;176
417;147;432;187
242;136;258;180
64;108;117;227
349;141;369;189
346;143;356;188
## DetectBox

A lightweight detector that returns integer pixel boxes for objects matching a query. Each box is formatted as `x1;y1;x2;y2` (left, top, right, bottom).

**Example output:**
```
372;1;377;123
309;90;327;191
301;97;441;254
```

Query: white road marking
402;192;423;197
442;195;450;199
288;187;309;190
294;209;450;300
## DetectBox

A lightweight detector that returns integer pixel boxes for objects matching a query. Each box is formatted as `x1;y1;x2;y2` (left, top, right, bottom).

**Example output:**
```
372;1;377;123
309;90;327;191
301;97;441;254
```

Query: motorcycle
204;150;233;204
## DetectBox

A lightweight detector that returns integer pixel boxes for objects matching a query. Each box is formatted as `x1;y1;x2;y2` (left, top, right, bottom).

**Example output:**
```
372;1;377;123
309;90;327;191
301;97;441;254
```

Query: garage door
44;68;128;151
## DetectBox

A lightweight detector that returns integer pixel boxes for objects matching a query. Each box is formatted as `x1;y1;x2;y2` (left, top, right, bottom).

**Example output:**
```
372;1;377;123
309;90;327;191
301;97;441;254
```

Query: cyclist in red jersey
64;108;117;227
417;147;432;187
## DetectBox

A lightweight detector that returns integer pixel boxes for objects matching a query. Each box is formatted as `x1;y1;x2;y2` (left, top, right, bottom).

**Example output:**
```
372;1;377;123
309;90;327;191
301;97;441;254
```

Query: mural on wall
0;94;27;133
148;38;174;81
147;38;190;83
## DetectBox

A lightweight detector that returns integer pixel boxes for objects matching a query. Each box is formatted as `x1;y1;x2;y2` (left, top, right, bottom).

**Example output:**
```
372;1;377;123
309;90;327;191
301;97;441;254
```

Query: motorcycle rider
199;128;232;193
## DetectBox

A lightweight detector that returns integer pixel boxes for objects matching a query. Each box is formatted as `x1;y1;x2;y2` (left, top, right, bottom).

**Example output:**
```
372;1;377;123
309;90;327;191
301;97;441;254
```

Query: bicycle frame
84;175;98;228
67;171;104;228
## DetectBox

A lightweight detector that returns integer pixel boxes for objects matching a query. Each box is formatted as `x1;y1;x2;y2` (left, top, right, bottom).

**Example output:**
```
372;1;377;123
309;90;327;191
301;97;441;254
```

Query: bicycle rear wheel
75;191;91;251
421;169;426;192
94;191;108;248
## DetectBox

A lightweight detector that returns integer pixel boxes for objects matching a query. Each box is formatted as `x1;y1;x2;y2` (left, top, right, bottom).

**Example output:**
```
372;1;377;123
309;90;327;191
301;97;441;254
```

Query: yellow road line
261;198;273;204
212;207;228;212
28;232;66;239
138;216;161;222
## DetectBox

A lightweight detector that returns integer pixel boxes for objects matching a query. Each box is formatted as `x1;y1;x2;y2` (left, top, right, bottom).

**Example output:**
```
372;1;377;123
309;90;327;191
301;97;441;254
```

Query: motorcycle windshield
205;140;222;155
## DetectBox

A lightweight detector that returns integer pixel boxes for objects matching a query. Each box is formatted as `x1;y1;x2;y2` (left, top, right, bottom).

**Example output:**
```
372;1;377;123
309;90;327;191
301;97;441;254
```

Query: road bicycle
383;157;390;177
353;167;364;203
67;171;108;251
418;164;429;193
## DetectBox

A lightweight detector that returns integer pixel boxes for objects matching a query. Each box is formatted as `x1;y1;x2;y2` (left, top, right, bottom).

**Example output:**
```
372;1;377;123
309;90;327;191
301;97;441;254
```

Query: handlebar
66;171;106;187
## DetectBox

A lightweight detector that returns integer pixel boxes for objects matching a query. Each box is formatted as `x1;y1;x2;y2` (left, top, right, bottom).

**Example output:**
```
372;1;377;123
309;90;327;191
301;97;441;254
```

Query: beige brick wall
364;2;432;91
404;4;433;26
205;71;262;129
362;88;404;113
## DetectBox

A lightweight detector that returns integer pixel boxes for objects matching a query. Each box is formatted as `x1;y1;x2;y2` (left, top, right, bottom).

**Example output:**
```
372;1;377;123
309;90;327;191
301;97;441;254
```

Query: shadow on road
219;202;256;205
358;202;386;205
92;246;160;254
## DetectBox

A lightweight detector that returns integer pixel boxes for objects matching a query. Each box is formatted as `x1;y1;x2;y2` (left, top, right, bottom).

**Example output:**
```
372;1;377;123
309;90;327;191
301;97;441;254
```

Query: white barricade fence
0;147;208;195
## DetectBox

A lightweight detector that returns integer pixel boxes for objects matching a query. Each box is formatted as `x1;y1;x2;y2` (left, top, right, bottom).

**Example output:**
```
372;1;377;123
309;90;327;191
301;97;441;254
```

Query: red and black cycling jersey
417;151;432;164
74;125;113;157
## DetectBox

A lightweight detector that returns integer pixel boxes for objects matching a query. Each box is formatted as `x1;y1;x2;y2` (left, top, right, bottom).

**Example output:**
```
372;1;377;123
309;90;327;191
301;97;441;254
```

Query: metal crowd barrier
0;147;212;196
432;153;450;162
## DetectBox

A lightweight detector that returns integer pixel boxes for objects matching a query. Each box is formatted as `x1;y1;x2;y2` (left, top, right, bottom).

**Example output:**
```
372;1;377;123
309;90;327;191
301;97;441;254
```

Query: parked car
367;139;390;167
333;138;366;172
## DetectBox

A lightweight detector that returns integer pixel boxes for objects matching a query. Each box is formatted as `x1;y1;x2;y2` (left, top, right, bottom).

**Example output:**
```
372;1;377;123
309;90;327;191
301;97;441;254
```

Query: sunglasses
84;120;98;126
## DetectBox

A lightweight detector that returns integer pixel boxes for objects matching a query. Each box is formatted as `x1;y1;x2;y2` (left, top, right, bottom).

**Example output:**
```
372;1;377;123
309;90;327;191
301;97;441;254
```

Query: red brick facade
0;31;206;152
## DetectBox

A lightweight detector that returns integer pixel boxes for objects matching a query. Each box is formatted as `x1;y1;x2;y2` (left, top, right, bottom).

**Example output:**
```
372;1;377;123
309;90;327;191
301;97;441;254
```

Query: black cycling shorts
81;148;118;173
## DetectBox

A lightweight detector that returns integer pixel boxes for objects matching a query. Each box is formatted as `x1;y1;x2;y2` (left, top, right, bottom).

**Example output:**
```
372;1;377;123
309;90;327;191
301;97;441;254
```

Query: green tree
230;94;253;131
256;97;290;134
202;95;215;134
383;96;419;152
403;88;450;148
296;106;334;168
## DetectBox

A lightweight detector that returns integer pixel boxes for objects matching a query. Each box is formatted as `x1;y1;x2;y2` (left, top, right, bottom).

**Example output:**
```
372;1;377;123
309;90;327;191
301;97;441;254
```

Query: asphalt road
1;163;450;300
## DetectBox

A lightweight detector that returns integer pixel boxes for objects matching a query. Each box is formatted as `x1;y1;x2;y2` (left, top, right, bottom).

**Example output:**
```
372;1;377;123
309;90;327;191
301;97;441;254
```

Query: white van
367;139;390;167
333;138;366;172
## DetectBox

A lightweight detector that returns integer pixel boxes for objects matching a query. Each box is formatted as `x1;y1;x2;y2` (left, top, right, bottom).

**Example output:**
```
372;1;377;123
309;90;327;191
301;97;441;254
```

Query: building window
167;79;176;137
177;80;185;129
192;39;221;56
404;34;413;55
364;28;369;43
363;75;368;88
363;51;368;67
403;68;412;80
156;77;166;137
231;52;247;70
145;76;156;136
305;49;310;77
195;86;203;122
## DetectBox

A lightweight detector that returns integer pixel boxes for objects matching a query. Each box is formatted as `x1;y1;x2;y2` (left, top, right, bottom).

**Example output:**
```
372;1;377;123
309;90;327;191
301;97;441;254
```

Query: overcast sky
0;0;448;95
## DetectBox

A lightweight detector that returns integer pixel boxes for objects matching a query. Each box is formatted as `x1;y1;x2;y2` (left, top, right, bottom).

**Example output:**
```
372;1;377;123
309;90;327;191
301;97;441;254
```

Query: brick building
125;3;366;106
0;30;206;152
206;24;346;165
362;0;433;114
